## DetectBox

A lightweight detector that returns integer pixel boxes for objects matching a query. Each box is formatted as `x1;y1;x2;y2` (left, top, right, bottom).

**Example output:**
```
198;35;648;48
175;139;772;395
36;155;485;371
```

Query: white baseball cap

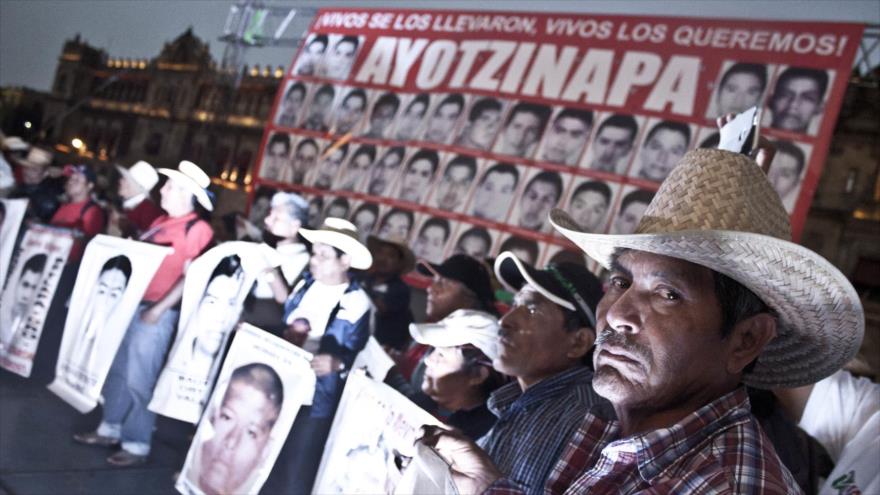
409;309;500;361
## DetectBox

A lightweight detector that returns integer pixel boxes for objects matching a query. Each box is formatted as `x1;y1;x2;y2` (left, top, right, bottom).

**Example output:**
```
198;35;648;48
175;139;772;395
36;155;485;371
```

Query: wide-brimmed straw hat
550;148;864;388
117;160;159;193
14;147;53;168
367;234;416;274
2;136;29;152
157;160;213;211
300;217;373;270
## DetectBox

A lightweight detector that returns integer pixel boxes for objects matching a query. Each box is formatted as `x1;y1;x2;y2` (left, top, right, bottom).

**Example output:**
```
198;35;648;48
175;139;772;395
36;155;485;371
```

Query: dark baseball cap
417;254;495;312
63;163;97;184
494;251;602;328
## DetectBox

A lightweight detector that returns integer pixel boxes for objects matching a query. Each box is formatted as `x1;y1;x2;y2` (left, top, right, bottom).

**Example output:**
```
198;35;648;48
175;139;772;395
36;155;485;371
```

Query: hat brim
367;235;416;274
158;168;213;211
300;228;373;270
549;208;864;389
409;322;499;361
116;165;148;193
494;252;576;313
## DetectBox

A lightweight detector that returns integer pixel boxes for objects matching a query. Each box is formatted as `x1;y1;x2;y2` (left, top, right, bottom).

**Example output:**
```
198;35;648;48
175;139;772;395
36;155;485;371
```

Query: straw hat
2;136;29;152
157;160;213;211
14;147;53;168
300;217;373;270
116;160;159;193
367;234;416;274
550;148;863;388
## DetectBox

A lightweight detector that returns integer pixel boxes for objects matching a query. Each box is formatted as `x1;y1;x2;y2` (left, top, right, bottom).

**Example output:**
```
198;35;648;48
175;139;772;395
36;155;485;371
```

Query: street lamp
71;138;84;150
24;121;32;129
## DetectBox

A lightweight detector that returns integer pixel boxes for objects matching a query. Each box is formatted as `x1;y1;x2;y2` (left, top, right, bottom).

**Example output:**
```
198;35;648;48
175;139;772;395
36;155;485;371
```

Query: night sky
1;0;878;91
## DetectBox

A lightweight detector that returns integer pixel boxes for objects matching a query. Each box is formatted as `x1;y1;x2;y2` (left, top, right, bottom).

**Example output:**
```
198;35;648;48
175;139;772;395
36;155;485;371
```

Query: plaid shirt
478;366;613;495
487;387;802;495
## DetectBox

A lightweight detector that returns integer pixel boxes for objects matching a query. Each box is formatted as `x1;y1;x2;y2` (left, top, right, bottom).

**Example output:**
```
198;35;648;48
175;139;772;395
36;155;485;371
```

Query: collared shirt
478;366;612;495
140;213;213;302
488;387;802;495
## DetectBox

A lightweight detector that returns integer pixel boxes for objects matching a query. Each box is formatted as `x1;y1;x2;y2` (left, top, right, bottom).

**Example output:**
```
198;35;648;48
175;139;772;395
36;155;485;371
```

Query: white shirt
252;242;310;299
286;279;348;354
800;370;880;495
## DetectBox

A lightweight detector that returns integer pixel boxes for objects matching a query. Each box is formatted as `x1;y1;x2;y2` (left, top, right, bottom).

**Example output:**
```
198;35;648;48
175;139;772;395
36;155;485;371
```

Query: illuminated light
229;168;239;182
24;121;32;129
274;67;283;78
261;66;270;77
249;66;259;77
138;60;146;69
220;169;229;180
243;171;252;184
71;138;84;149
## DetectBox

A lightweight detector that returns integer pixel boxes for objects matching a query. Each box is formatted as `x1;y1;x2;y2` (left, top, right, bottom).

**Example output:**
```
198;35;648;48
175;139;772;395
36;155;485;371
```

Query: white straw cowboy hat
2;136;29;152
300;217;373;270
551;148;864;388
14;147;53;168
367;233;416;274
157;160;213;211
116;160;159;193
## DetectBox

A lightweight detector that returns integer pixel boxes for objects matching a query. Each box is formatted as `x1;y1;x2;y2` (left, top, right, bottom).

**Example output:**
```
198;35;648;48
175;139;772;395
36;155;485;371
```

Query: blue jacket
283;272;371;418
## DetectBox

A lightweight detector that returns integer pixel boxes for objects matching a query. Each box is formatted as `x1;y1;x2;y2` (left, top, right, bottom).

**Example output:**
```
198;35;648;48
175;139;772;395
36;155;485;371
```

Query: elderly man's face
590;126;634;172
570;189;610;233
519;180;559;230
771;77;823;133
594;250;729;411
425;102;462;142
501;112;542;155
472;171;517;221
435;164;473;211
639;128;688;182
543;117;590;164
717;72;763;116
368;151;403;195
264;202;300;239
496;285;585;381
198;380;279;495
767;151;802;201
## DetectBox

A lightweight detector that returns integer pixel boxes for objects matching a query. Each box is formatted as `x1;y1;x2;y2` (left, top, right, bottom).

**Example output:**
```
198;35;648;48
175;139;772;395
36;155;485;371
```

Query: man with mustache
424;145;863;494
474;252;610;495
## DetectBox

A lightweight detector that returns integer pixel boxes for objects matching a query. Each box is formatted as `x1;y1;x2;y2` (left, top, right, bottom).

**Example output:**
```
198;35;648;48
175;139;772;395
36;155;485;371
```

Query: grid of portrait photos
253;31;837;271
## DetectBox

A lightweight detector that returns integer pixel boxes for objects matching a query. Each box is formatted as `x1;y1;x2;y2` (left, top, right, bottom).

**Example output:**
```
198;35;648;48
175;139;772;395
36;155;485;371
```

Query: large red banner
251;8;863;268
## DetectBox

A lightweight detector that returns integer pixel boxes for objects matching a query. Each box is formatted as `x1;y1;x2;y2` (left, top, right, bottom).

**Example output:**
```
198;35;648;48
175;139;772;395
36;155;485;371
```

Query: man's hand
716;112;776;173
139;304;164;325
419;425;503;494
311;354;343;376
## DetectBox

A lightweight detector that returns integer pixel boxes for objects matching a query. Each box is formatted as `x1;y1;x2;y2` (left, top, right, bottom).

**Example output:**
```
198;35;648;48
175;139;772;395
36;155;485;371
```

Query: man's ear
339;253;352;270
468;366;490;388
566;327;595;360
726;313;777;375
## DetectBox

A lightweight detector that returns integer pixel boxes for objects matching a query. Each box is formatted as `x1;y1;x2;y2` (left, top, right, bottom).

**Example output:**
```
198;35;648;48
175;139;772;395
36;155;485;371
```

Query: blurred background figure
363;235;415;352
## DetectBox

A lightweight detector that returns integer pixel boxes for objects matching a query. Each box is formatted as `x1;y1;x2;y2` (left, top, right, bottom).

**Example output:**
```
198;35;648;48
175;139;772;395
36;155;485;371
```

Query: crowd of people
0;124;877;495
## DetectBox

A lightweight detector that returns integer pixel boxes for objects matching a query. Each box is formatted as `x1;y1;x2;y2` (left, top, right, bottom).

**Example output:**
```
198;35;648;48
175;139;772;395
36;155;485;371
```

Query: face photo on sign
7;253;48;334
704;61;770;119
542;245;587;269
395;148;440;204
349;202;380;243
309;141;349;190
276;81;309;128
376;207;415;241
565;179;619;234
451;225;497;261
467;162;521;223
259;133;292;182
429;154;478;213
322;196;352;224
492;101;552;159
188;362;285;495
632;119;694;183
332;86;368;136
294;33;329;76
411;215;453;264
767;139;812;213
364;146;405;196
301;83;337;132
581;113;642;175
764;66;833;136
423;93;467;145
611;186;656;235
454;96;506;151
495;235;542;267
510;169;567;233
360;91;401;139
392;93;431;141
306;195;324;228
538;106;594;166
170;255;246;376
319;34;363;81
289;136;322;185
335;144;376;191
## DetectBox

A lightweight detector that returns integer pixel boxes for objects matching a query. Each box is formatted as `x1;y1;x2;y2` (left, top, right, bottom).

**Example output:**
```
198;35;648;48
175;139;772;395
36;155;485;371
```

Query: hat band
547;265;597;328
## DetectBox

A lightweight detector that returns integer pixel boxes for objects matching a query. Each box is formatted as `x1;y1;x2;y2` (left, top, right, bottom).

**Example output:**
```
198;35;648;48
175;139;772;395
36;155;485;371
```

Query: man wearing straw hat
263;217;373;494
9;146;62;222
74;160;214;467
114;160;162;238
424;145;864;494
